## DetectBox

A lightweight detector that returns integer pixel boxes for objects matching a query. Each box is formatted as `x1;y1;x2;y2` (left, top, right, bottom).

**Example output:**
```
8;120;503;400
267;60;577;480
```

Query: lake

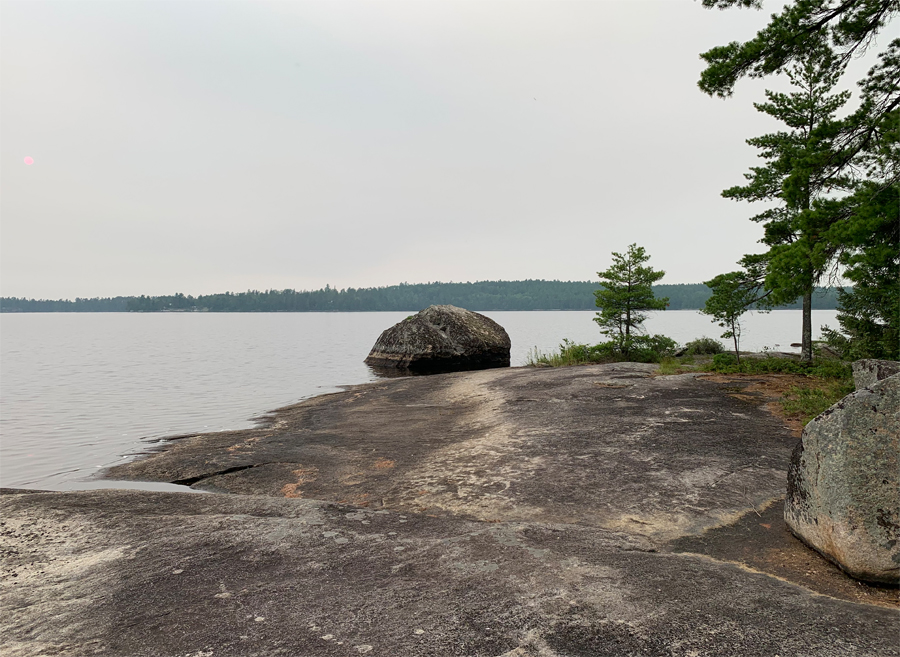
0;309;838;491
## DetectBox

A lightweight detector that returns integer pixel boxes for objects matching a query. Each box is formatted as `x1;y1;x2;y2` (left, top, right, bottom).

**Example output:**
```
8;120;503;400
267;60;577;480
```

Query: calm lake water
0;309;838;491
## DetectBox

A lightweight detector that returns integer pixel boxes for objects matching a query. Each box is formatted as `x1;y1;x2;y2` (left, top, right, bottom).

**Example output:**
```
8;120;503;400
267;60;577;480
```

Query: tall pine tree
700;0;899;361
723;40;850;361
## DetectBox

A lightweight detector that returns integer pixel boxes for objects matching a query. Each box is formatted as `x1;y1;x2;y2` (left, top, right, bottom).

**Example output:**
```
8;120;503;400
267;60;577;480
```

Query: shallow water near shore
0;309;838;491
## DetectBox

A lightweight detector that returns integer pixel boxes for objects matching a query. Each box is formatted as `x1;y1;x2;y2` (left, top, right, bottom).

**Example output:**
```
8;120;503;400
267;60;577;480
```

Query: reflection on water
0;310;837;491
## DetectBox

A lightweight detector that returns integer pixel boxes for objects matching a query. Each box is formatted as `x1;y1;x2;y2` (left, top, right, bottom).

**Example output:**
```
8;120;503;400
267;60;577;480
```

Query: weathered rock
4;367;899;656
364;305;510;372
785;373;900;584
4;486;898;657
852;358;900;390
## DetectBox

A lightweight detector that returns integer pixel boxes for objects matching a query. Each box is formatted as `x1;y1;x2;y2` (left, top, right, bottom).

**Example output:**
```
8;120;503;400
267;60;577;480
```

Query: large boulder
784;373;900;584
852;358;900;390
364;305;510;373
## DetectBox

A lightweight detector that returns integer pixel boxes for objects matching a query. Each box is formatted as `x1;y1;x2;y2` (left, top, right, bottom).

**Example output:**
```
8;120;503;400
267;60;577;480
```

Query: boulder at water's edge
364;305;511;373
784;373;900;584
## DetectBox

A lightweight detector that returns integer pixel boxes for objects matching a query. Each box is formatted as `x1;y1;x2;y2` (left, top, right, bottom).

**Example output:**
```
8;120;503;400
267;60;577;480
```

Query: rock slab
785;373;900;584
364;304;510;372
3;488;898;657
852;358;900;390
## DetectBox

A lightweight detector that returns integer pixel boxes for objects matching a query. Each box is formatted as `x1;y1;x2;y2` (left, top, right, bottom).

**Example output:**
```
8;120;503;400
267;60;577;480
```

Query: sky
0;1;887;299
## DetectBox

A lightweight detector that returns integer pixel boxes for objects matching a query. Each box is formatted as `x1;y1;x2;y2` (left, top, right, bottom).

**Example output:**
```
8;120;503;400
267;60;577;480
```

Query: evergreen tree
702;270;766;363
700;1;899;360
723;40;850;361
594;244;668;357
821;73;900;359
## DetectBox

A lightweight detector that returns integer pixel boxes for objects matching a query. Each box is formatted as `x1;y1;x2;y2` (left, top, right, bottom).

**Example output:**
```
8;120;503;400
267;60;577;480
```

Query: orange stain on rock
280;466;319;498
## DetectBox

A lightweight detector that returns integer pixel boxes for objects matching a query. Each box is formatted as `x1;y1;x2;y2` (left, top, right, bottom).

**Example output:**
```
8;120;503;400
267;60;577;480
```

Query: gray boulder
365;305;511;372
852;358;900;390
784;373;900;584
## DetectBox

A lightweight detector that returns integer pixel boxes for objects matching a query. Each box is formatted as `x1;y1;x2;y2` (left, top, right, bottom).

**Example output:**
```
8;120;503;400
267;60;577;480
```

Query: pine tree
594;244;668;357
821;67;900;360
723;41;850;361
702;269;768;364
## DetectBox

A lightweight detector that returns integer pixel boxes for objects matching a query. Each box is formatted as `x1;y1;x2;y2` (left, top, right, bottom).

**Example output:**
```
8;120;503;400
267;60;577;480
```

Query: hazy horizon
2;1;887;299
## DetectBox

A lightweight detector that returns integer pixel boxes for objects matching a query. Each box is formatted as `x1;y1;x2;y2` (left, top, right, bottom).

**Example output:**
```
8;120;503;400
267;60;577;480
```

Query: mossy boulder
364;305;510;373
785;373;900;584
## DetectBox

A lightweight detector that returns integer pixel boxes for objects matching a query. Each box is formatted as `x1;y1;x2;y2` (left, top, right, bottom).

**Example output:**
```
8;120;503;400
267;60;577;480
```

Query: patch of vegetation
525;341;596;367
529;334;856;426
781;379;856;426
683;337;725;356
706;355;852;379
526;335;679;368
656;357;683;375
703;354;854;425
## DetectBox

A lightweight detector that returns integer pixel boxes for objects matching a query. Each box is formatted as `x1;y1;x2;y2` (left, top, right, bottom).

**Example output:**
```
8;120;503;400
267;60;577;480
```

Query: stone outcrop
785;373;900;584
364;305;510;372
4;366;898;657
852;358;900;390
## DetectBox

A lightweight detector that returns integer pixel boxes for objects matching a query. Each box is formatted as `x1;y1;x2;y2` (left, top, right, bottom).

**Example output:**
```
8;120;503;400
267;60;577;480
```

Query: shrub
712;353;738;369
624;334;680;363
684;337;725;355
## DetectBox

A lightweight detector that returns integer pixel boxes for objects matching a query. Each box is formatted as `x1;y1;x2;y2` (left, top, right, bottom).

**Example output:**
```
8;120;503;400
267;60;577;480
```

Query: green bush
684;336;725;355
624;334;680;363
712;353;737;369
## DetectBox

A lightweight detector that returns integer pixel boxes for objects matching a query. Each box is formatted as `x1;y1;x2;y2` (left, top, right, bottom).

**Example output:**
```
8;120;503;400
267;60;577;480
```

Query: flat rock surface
3;364;898;656
105;364;793;542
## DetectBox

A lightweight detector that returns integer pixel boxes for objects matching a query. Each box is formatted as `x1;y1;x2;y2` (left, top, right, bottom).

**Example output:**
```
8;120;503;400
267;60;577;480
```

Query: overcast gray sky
0;0;884;298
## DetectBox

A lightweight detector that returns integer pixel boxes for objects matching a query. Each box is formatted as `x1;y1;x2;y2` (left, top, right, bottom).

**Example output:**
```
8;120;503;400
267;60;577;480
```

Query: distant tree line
0;297;131;312
0;281;840;313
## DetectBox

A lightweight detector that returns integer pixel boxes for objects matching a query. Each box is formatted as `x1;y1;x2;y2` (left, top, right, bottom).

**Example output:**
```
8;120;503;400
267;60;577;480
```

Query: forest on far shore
1;281;840;313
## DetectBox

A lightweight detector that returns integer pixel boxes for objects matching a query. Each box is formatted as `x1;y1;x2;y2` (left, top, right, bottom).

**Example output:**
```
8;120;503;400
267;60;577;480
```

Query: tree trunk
732;320;741;365
624;308;631;357
801;290;813;362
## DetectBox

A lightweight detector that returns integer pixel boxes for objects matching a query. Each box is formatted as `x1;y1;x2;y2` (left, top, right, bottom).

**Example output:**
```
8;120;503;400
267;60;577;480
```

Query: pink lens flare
24;157;34;165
